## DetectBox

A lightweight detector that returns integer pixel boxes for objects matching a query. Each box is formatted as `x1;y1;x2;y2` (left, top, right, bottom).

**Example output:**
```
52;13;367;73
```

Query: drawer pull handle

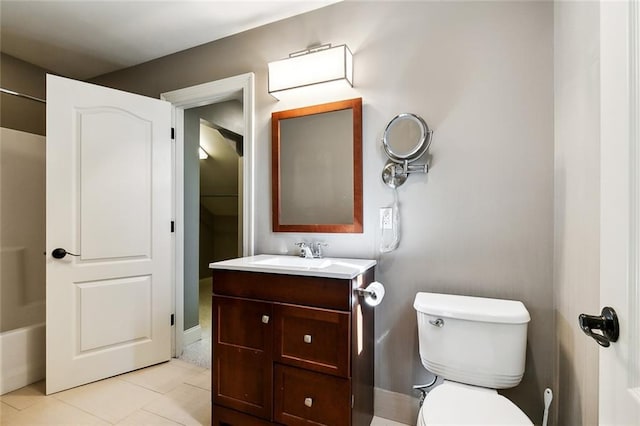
304;397;313;408
303;334;312;344
261;315;270;324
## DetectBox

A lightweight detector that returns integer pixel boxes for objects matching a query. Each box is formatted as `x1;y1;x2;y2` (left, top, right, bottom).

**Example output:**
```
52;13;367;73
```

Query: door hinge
171;221;175;233
171;127;175;140
170;314;175;326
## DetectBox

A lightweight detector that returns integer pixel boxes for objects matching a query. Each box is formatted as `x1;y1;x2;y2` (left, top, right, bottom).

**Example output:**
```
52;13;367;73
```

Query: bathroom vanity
209;255;376;426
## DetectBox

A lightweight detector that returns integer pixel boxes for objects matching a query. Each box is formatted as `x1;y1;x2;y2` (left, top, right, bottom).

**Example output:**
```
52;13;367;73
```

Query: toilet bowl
417;381;532;425
413;292;532;426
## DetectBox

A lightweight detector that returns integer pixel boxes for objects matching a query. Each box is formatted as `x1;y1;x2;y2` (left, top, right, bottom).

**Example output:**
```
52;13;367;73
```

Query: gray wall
183;108;201;330
0;53;49;135
200;211;239;273
553;2;601;424
94;1;554;421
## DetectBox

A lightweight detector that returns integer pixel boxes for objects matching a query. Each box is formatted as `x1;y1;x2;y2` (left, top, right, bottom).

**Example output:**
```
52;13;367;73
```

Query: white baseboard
374;387;420;425
183;325;202;347
0;323;46;395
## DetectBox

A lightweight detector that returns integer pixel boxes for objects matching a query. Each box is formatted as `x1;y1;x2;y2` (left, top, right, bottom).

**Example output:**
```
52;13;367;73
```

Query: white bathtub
0;323;45;395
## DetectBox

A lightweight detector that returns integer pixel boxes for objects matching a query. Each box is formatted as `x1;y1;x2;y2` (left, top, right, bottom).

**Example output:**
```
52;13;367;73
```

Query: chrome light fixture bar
268;44;353;99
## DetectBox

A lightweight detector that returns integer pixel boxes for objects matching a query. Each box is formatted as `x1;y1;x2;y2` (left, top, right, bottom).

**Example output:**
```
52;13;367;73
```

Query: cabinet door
213;296;273;420
274;304;350;377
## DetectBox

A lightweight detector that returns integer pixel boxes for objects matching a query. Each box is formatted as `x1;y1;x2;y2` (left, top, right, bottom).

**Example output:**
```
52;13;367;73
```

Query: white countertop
209;254;376;279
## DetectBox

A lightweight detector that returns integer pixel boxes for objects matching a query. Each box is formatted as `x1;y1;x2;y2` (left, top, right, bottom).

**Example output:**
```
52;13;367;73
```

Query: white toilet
413;292;533;425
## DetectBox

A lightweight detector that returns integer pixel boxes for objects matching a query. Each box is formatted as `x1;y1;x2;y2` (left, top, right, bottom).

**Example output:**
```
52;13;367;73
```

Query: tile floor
0;360;408;425
0;359;210;425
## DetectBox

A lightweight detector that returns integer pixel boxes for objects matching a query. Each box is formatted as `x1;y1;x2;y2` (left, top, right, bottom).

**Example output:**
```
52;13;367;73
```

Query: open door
46;75;173;394
594;1;640;424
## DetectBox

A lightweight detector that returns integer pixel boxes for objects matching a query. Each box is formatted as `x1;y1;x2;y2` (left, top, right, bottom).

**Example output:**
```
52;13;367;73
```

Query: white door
46;75;173;394
598;0;640;424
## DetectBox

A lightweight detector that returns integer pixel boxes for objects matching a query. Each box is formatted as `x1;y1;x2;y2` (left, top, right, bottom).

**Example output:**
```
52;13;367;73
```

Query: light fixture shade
268;44;353;97
198;147;208;160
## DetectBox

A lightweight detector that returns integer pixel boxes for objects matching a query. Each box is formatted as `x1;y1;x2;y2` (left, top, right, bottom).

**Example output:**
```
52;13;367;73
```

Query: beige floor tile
53;378;160;423
168;358;207;373
183;369;211;391
0;380;47;410
0;402;21;423
143;383;210;426
116;409;181;425
120;360;204;394
3;398;109;425
370;416;410;426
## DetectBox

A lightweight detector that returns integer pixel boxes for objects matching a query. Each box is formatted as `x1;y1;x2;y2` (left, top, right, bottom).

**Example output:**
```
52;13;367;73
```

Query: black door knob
578;306;619;347
51;248;80;259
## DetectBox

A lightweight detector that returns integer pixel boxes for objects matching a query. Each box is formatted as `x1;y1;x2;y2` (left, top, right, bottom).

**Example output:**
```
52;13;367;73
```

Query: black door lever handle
51;248;80;259
578;306;619;347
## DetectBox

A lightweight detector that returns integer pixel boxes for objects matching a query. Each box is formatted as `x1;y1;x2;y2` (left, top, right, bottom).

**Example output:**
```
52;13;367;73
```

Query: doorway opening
161;72;255;362
180;101;244;368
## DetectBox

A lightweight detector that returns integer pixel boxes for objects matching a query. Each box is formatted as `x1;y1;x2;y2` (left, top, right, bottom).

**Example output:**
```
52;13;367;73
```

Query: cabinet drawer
275;304;350;377
212;270;351;310
274;365;351;426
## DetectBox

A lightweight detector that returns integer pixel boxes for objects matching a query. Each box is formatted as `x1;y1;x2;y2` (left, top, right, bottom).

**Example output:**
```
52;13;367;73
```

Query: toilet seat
418;381;533;426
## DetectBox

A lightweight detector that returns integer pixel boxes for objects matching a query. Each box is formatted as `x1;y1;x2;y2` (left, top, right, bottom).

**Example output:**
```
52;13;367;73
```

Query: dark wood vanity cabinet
211;268;375;426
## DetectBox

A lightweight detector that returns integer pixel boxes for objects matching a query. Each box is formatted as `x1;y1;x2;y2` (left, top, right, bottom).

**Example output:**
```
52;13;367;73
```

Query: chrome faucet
295;242;328;258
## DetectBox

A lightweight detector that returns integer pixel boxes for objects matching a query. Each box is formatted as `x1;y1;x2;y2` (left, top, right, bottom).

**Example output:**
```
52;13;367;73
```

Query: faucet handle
295;241;309;251
295;242;313;258
312;242;328;258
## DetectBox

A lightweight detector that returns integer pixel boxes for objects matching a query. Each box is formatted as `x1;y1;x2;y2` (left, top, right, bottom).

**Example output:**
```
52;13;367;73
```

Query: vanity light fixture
198;146;208;160
268;43;353;99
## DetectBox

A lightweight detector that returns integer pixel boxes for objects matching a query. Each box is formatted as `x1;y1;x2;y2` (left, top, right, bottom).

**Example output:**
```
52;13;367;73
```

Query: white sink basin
252;256;332;269
209;254;377;279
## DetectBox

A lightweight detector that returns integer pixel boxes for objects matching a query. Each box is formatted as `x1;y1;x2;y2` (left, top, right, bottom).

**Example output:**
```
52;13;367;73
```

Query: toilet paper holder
354;281;386;307
355;287;378;300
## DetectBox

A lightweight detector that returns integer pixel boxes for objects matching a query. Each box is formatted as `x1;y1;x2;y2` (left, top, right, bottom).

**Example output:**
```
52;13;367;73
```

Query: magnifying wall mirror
381;113;433;188
272;98;363;233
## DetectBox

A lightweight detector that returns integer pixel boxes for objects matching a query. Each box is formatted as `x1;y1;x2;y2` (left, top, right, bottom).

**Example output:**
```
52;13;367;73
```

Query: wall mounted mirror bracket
381;113;433;188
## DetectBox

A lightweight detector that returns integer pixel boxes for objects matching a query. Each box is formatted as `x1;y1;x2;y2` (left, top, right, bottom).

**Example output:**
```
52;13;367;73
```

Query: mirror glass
382;113;430;163
272;98;362;233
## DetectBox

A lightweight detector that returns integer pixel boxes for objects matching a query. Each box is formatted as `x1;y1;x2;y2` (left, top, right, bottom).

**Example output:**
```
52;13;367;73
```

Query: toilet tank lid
413;292;530;324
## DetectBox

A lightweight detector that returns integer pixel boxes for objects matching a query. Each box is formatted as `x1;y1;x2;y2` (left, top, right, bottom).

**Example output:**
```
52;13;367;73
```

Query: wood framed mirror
272;98;363;233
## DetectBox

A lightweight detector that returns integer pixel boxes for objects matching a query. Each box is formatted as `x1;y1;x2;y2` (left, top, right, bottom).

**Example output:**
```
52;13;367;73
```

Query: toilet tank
413;292;530;389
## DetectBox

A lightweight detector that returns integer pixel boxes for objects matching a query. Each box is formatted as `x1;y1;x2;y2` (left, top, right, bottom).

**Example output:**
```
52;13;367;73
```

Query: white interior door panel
46;75;172;394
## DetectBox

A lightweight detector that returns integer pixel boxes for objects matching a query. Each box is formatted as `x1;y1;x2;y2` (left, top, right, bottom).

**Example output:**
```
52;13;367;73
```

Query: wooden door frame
161;73;256;356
